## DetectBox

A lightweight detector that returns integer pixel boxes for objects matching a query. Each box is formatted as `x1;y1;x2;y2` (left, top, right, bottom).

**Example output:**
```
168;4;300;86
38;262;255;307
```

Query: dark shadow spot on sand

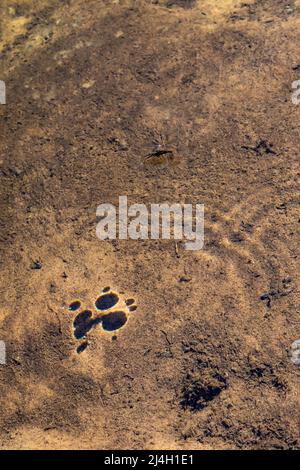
73;310;94;339
74;310;92;327
129;305;137;312
165;0;196;9
102;311;127;331
95;292;119;311
77;341;88;354
69;300;81;311
181;373;227;411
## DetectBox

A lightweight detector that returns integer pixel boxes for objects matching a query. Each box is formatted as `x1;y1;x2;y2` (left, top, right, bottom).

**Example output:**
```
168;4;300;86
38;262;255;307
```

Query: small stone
49;283;57;293
82;80;95;89
179;276;191;283
9;166;22;177
230;232;244;243
31;260;42;269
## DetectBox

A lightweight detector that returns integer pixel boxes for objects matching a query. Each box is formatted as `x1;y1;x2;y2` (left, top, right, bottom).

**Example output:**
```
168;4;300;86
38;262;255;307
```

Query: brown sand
0;0;300;449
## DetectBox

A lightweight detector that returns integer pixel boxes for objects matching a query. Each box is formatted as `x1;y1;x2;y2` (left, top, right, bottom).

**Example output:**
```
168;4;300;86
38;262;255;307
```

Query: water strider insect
143;133;179;168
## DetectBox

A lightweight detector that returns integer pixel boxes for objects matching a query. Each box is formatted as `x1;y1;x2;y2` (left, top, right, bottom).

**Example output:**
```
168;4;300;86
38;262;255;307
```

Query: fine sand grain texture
0;0;300;449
